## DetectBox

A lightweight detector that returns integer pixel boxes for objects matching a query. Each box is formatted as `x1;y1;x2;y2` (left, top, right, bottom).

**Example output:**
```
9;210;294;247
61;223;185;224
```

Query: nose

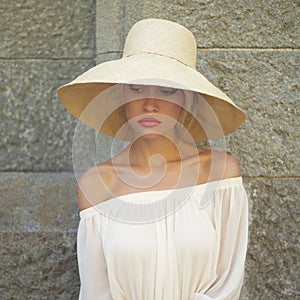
142;97;158;112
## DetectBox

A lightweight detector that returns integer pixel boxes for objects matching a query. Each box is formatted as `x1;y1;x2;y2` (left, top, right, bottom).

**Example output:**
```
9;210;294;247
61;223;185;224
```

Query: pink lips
138;117;162;128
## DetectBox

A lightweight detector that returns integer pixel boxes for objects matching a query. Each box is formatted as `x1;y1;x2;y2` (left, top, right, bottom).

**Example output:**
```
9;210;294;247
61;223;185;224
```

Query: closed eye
160;88;178;96
128;84;144;93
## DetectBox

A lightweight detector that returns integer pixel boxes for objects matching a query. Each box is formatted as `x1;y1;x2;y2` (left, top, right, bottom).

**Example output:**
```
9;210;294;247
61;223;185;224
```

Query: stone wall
1;0;95;298
0;0;299;299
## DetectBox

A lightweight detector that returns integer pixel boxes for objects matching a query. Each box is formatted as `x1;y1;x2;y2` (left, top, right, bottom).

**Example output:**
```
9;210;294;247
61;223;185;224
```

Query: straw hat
57;18;246;142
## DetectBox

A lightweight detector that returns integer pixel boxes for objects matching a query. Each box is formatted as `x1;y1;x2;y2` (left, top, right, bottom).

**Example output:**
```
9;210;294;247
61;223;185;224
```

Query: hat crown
123;19;197;69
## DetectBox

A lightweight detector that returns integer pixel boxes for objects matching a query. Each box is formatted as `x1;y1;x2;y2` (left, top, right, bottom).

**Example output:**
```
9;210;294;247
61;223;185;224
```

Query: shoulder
77;161;115;211
198;148;241;181
223;152;241;178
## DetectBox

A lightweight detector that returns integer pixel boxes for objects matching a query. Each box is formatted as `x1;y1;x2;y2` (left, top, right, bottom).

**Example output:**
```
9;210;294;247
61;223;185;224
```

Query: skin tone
122;84;188;169
111;84;201;190
77;84;241;210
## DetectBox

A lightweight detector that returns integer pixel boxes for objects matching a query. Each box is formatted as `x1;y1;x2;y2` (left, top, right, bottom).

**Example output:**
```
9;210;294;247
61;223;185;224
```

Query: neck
128;134;184;167
112;134;201;189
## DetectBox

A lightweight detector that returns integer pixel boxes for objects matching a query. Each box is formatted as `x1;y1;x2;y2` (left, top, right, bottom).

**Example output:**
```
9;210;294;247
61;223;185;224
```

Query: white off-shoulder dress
77;176;248;300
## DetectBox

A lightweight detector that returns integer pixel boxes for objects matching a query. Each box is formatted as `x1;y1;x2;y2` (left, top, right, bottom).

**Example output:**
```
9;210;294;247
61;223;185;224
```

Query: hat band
123;51;196;69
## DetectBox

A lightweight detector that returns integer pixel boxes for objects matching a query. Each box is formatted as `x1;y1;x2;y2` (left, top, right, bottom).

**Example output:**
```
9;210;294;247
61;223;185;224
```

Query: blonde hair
176;90;200;142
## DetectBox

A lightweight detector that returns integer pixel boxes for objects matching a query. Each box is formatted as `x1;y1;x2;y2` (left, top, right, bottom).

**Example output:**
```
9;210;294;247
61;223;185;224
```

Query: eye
128;84;144;93
160;88;178;96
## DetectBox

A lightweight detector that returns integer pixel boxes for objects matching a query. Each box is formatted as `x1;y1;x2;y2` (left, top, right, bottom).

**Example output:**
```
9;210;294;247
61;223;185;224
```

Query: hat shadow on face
76;82;227;144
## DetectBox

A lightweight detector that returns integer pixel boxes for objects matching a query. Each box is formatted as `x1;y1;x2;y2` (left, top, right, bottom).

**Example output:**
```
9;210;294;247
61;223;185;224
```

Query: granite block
196;50;299;177
95;0;299;56
0;0;95;58
0;172;78;232
143;0;299;48
243;179;299;299
0;59;95;171
0;232;79;299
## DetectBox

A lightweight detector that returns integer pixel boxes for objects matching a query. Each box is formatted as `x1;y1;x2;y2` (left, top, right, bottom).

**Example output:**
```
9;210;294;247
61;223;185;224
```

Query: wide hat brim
57;53;246;142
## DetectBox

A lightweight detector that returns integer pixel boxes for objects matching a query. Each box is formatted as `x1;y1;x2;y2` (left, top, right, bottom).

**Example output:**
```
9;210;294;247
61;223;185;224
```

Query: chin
135;132;163;141
134;129;178;142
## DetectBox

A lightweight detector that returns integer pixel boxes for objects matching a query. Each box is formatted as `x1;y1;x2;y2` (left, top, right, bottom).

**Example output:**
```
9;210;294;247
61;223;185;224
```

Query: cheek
124;101;139;120
124;104;132;120
165;102;183;119
166;94;184;117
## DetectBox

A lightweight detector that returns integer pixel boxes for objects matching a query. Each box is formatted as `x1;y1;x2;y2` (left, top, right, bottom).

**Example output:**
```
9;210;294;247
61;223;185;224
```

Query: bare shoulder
197;148;241;182
77;161;115;211
222;152;241;178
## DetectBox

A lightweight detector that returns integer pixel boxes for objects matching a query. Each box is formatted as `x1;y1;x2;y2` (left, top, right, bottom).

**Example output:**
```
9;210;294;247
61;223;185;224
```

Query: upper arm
77;179;114;299
77;178;93;211
77;167;97;211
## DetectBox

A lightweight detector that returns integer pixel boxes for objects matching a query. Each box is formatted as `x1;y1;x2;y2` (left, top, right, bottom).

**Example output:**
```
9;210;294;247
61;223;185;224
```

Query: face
122;84;184;138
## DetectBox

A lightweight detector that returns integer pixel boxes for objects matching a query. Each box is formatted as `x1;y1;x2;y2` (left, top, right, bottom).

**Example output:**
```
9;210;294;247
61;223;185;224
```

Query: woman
58;19;248;300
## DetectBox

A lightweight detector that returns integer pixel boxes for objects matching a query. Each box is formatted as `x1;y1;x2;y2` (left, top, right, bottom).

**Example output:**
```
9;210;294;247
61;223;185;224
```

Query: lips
138;117;162;128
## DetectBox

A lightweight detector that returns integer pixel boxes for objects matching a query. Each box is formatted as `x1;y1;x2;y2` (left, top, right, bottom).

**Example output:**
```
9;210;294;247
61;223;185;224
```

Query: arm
77;182;113;300
193;182;248;300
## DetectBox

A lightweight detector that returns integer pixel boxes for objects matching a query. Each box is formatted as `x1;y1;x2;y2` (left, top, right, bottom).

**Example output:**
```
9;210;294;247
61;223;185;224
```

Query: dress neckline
79;176;243;218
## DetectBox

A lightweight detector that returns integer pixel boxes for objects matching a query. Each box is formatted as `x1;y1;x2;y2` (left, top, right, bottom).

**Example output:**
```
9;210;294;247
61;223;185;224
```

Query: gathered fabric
77;177;248;300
